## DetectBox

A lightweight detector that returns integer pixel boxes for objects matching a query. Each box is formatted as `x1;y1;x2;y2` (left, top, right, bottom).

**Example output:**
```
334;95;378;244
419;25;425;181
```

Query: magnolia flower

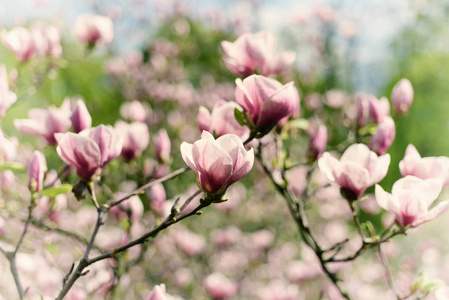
235;75;299;129
318;144;391;200
375;176;449;227
197;100;249;140
399;144;449;186
14;100;72;145
72;13;114;46
28;151;47;192
2;27;36;61
369;116;395;155
391;78;414;114
30;22;62;58
180;131;254;197
221;31;295;77
115;120;149;161
308;124;328;160
147;284;167;300
0;64;17;118
369;96;390;124
154;129;171;163
204;273;238;300
55;125;122;180
120;100;148;122
70;99;92;133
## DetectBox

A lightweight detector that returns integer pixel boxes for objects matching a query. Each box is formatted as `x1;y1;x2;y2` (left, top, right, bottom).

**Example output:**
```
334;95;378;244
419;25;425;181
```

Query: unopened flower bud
369;116;395;155
154;129;171;163
28;151;47;192
391;78;414;114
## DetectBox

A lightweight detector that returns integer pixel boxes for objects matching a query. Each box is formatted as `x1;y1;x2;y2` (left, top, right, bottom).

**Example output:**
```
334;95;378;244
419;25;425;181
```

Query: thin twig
55;189;204;300
107;167;189;210
378;244;401;300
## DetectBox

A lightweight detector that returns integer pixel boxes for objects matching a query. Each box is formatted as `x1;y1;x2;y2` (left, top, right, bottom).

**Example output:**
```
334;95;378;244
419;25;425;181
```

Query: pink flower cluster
2;22;62;61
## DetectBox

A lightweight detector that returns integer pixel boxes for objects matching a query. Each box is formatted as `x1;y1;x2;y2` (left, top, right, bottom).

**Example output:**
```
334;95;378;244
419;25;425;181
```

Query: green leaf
41;184;73;197
234;108;247;126
0;162;26;173
288;118;309;130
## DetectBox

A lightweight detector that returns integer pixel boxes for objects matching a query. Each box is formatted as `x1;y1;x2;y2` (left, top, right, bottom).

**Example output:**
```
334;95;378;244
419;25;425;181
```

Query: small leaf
288;118;309;130
234;108;247;126
41;184;73;197
0;162;26;173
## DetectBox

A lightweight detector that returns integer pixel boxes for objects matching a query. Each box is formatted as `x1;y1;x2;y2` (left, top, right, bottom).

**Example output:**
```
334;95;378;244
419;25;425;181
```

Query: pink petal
412;200;449;227
180;142;198;174
336;162;370;198
318;152;340;182
197;106;211;133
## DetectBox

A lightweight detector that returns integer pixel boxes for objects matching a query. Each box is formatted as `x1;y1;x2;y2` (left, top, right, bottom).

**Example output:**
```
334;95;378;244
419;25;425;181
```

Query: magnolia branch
55;188;204;300
255;144;350;299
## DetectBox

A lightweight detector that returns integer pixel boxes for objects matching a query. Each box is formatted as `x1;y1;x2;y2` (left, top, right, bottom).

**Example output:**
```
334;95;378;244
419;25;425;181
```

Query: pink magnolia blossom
181;131;254;197
146;183;166;214
147;284;167;300
120;100;148;122
30;22;62;58
221;31;295;76
28;151;47;192
72;13;114;46
318;144;391;200
14;99;71;145
197;100;250;140
154;129;171;163
235;75;299;129
391;78;414;114
70;99;92;133
204;273;238;300
55;125;122;180
2;27;36;61
375;176;449;228
115;120;149;161
0;64;17;118
173;228;206;256
369;116;395;155
399;144;449;186
369;96;390;124
308;124;328;160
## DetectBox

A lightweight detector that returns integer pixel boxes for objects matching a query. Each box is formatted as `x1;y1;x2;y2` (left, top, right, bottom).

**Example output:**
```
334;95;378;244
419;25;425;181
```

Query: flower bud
369;96;390;124
369;116;395;155
204;273;238;300
28;151;47;192
147;284;167;300
154;129;171;163
197;100;249;140
120;100;147;122
391;78;414;114
70;99;92;133
308;124;328;160
146;183;166;215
